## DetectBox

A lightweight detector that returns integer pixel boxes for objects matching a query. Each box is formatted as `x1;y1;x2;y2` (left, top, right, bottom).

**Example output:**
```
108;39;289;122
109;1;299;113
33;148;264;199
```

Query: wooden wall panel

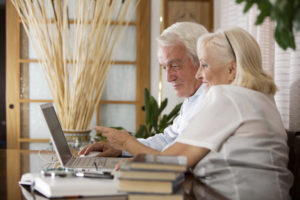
6;1;20;149
136;0;150;129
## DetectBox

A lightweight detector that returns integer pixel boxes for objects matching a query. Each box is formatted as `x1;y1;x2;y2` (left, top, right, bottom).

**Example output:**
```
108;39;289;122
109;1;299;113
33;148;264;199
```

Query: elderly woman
96;27;293;200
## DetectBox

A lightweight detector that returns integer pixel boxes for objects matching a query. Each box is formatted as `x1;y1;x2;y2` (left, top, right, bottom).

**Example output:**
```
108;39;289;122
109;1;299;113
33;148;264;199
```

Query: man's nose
166;69;176;82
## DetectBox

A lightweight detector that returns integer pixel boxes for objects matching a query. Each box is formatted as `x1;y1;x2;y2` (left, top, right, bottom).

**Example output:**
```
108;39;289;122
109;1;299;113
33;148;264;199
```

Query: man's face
158;43;202;97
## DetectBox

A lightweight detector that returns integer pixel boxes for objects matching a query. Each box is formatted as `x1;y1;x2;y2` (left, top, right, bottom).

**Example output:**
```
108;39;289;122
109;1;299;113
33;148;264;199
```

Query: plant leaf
149;97;159;130
158;98;168;115
144;88;151;124
255;1;272;25
135;125;147;138
293;4;300;31
166;103;182;121
244;1;254;13
158;115;168;133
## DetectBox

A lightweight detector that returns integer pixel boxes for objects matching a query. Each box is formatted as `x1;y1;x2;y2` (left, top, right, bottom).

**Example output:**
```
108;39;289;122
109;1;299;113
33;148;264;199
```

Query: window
6;0;150;149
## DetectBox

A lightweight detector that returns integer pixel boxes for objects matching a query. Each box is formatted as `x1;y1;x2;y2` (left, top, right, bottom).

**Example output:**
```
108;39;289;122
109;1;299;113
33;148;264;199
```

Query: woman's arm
162;142;210;167
125;136;210;167
97;126;210;167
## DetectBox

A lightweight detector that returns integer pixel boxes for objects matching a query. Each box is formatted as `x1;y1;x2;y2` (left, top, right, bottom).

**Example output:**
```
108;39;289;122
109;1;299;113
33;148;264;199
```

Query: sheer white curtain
214;0;300;131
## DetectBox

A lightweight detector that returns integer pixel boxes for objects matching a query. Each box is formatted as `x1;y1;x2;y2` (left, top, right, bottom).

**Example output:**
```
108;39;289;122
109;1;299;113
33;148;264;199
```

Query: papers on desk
19;173;126;198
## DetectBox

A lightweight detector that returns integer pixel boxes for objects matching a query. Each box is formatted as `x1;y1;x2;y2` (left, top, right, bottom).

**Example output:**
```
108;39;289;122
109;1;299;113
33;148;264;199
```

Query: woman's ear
228;62;236;82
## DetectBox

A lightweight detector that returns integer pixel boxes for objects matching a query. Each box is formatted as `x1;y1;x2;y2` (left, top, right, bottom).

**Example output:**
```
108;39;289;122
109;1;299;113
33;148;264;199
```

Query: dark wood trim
19;138;49;143
19;99;137;104
19;59;137;65
136;0;150;130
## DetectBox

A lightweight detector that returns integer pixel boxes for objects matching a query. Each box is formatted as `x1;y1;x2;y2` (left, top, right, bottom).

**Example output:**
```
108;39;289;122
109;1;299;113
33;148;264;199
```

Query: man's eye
171;65;180;70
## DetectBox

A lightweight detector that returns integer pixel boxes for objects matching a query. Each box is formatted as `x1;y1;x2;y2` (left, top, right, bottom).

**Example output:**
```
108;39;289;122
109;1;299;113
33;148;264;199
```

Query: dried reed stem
11;0;139;130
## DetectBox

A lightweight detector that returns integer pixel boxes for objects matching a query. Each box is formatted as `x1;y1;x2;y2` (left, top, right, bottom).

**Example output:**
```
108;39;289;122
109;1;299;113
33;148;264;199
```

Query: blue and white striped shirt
122;84;206;156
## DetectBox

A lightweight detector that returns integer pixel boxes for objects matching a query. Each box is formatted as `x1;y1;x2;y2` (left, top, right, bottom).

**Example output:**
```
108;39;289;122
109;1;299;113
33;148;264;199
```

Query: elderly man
79;22;208;157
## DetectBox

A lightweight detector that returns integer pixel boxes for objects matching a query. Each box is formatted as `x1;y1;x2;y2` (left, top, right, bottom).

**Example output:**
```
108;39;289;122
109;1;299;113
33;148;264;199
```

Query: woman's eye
201;63;208;68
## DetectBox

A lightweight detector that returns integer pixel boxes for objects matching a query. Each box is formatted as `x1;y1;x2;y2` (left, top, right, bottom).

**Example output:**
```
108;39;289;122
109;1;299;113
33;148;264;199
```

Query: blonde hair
157;22;208;67
197;27;277;95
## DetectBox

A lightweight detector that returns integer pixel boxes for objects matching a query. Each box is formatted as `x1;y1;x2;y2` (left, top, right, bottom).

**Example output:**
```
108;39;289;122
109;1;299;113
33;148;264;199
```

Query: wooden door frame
6;0;20;149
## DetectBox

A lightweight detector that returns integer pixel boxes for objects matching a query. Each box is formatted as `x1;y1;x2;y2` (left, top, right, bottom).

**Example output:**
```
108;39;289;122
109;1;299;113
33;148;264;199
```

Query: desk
1;149;226;200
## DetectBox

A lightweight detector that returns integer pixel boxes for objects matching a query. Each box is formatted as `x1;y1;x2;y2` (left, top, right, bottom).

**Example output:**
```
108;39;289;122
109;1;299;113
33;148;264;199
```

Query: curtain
215;0;300;131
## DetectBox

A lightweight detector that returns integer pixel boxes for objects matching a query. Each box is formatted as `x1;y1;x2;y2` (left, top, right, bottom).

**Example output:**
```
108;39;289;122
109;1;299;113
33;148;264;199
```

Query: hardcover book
118;176;184;194
117;169;184;181
124;154;187;172
127;189;183;200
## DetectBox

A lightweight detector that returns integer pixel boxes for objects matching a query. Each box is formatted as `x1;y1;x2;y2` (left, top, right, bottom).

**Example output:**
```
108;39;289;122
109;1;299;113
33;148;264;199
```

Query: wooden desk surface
1;149;226;200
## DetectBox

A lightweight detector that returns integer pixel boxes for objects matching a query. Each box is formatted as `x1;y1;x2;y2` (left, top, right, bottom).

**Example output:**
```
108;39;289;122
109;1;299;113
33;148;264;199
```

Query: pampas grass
11;0;138;130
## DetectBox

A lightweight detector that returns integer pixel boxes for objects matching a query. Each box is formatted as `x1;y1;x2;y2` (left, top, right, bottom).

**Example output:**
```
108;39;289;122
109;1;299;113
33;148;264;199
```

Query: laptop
40;103;127;173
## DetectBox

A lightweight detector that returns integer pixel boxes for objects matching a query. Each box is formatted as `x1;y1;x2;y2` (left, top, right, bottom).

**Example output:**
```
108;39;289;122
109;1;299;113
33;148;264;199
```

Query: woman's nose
195;67;203;80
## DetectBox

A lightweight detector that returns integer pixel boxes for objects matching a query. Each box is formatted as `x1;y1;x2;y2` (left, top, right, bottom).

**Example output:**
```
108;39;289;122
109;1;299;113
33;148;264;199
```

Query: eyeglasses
224;32;236;59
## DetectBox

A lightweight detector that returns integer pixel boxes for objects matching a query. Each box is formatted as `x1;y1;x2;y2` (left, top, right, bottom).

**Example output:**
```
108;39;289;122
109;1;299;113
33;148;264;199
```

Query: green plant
236;0;300;50
135;88;182;139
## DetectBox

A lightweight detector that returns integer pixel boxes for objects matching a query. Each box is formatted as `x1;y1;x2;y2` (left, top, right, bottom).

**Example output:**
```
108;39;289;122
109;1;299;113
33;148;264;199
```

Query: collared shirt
122;84;206;156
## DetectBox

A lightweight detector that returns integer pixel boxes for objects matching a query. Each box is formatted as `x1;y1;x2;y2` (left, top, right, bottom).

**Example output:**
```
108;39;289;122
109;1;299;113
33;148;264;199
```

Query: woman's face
196;46;235;91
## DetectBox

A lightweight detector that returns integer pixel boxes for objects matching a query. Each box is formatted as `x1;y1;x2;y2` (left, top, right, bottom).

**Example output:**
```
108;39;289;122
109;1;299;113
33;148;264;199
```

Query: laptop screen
40;103;72;166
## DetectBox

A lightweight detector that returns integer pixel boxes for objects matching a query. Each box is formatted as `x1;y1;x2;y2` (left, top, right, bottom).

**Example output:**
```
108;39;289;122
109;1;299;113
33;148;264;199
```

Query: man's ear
228;62;236;82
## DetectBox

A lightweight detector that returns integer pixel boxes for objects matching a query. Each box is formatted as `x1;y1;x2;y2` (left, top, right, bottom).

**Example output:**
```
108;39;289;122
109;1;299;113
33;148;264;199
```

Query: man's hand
94;126;133;150
78;141;122;157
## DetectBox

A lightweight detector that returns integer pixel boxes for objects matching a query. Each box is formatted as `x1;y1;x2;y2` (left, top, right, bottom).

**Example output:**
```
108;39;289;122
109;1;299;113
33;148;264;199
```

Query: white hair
157;22;208;67
197;27;277;95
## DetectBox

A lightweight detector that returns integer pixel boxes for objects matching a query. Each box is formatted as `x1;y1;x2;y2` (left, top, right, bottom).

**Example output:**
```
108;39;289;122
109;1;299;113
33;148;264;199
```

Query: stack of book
117;154;187;200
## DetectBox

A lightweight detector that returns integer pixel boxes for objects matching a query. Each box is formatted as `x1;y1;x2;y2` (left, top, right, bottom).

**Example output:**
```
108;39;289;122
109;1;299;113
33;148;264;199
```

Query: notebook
40;103;127;173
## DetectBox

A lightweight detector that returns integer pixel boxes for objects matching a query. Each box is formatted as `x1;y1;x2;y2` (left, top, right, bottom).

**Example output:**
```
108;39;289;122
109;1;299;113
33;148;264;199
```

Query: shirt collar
186;84;206;102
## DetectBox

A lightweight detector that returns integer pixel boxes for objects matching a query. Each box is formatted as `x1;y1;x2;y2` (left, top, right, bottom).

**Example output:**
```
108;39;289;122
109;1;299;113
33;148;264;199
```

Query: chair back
287;131;300;200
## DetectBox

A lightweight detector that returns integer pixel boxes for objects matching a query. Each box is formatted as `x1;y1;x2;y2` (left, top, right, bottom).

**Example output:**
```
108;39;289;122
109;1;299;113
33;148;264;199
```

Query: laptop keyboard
70;157;106;168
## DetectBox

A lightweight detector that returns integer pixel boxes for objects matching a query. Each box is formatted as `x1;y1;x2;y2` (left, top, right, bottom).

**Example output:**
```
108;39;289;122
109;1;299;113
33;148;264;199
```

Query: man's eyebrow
167;58;182;66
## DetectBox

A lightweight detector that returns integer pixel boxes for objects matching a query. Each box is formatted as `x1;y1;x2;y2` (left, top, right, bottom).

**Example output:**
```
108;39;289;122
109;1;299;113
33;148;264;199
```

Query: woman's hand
112;157;134;171
94;126;133;150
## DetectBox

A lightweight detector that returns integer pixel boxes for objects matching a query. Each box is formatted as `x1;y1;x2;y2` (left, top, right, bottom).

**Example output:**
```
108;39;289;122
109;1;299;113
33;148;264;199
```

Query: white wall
214;0;221;30
150;0;160;102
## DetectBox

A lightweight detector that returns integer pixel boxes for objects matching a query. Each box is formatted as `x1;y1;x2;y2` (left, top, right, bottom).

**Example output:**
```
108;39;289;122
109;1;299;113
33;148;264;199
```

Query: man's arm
80;113;182;157
78;128;176;157
121;121;180;156
121;134;170;156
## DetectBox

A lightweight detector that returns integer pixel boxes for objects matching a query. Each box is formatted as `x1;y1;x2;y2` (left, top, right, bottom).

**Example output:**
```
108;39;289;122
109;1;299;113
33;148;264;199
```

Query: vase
63;129;91;150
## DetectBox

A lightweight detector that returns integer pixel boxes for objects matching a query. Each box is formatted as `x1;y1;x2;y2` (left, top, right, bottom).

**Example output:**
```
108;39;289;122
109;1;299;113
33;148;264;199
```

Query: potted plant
135;88;182;138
